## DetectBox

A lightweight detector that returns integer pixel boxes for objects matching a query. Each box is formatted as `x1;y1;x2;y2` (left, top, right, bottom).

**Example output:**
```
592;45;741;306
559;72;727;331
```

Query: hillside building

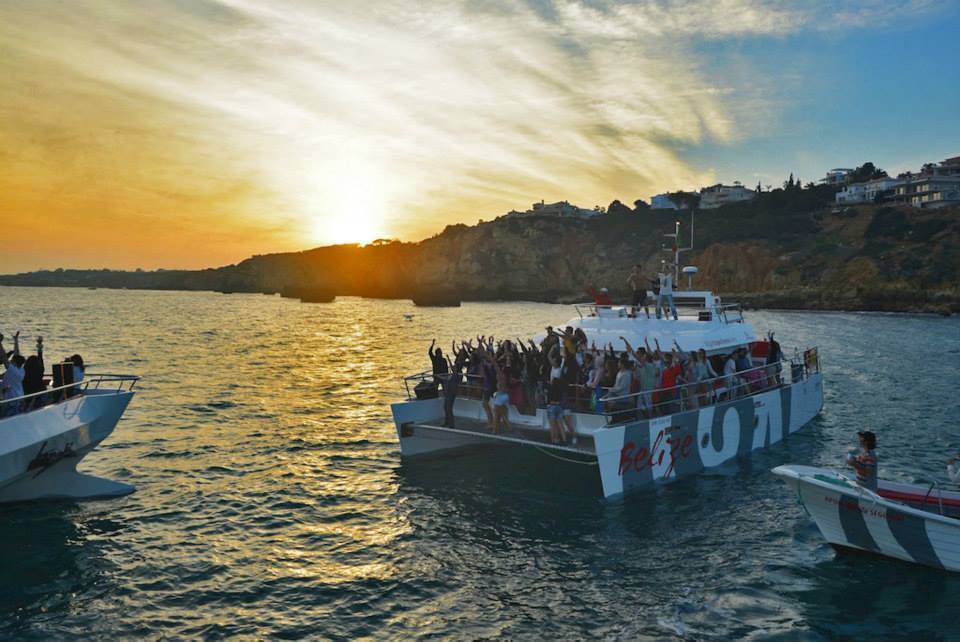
650;192;696;210
506;200;599;219
698;182;756;209
822;168;854;185
892;175;960;209
835;177;900;205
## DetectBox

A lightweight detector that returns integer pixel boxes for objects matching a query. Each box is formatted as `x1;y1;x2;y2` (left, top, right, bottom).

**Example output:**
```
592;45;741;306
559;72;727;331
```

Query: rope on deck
532;445;598;466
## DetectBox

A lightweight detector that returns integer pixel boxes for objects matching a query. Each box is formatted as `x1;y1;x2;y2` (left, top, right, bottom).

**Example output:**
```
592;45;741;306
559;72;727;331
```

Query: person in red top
659;348;684;416
585;284;613;306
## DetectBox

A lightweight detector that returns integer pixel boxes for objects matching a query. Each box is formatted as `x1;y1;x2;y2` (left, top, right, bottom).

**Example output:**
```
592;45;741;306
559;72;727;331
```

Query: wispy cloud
0;0;949;269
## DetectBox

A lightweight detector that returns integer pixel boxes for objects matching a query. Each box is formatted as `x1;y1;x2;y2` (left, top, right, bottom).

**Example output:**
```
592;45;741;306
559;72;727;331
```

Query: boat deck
408;415;598;457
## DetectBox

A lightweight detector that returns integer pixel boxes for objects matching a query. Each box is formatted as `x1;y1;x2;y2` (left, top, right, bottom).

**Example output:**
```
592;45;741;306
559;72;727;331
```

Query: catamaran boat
0;373;139;503
391;223;824;499
774;465;960;572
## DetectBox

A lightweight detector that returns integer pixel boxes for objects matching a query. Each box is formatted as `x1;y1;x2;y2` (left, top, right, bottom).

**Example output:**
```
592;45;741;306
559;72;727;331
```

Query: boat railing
0;373;140;418
574;301;743;323
598;358;793;422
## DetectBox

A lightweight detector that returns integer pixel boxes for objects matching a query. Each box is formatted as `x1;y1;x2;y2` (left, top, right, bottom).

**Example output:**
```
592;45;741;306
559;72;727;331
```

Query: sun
311;160;388;246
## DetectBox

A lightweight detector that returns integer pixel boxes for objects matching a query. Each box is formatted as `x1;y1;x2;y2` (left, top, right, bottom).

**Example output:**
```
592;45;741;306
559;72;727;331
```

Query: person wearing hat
846;430;878;491
585;283;613;307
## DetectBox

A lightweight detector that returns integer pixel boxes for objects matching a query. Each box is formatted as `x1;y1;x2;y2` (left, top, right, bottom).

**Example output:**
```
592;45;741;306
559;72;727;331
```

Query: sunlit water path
1;288;958;639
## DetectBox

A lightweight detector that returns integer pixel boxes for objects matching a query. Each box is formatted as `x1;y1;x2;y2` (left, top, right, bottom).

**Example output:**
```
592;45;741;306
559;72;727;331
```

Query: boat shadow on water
392;417;828;543
791;549;960;637
0;504;124;634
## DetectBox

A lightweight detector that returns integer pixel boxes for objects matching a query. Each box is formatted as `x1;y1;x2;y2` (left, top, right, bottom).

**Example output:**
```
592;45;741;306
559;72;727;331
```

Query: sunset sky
1;0;958;272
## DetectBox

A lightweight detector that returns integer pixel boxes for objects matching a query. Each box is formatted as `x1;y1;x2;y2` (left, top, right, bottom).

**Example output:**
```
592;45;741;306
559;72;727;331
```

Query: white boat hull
0;389;135;503
393;373;823;499
773;464;960;572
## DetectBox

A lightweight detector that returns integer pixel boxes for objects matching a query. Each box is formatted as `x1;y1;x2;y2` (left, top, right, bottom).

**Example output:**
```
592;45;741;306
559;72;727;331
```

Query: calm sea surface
1;287;959;640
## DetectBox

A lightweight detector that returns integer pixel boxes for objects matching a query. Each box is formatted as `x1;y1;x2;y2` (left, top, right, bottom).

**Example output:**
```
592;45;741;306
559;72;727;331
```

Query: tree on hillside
633;198;651;212
851;162;888;183
667;191;700;209
785;173;795;190
756;180;762;193
593;205;606;214
607;199;633;216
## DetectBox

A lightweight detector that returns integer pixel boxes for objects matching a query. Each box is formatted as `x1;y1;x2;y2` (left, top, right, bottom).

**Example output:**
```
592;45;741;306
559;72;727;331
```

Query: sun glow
311;161;388;246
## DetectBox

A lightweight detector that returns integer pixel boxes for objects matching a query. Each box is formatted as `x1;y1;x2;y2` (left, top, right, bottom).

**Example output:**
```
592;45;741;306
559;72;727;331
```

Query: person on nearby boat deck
656;267;678;321
847;430;878;491
428;339;449;384
627;265;651;319
948;454;960;484
23;336;46;411
0;332;26;417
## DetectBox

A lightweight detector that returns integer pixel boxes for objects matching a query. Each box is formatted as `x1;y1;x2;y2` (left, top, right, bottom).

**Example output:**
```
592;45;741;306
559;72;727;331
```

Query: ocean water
1;287;959;640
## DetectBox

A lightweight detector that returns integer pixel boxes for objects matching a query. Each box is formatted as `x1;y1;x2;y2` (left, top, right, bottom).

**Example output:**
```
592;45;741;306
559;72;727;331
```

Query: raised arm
428;339;436;357
0;335;8;368
620;336;637;360
12;331;20;357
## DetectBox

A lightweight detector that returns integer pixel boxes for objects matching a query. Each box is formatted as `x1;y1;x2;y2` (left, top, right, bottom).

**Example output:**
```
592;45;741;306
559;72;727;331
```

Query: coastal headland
3;190;958;314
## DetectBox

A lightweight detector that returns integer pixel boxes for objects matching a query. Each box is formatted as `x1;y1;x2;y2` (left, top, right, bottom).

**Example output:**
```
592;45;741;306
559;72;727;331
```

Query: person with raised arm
23;336;46;411
621;337;657;418
602;355;636;422
656;340;684;414
656;266;679;321
428;339;449;384
0;332;26;417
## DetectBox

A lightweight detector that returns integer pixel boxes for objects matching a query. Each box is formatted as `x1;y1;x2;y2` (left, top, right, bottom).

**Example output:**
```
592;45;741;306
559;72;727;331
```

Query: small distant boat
412;292;461;307
403;313;414;321
299;290;336;304
773;464;960;572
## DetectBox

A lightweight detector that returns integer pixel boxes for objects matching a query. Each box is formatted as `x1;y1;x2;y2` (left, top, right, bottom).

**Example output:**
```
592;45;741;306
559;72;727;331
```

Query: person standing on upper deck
656;266;678;321
627;265;651;319
0;332;26;417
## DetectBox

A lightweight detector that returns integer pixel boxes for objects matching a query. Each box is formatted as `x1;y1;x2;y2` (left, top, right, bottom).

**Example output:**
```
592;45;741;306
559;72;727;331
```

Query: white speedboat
773;464;960;572
0;374;139;503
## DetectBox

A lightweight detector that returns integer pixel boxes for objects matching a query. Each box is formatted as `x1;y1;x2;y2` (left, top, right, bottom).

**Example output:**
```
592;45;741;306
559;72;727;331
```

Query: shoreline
3;283;955;316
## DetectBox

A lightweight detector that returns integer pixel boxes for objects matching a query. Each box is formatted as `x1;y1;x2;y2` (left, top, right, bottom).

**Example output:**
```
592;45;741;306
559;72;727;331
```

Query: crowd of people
426;329;785;443
0;332;85;418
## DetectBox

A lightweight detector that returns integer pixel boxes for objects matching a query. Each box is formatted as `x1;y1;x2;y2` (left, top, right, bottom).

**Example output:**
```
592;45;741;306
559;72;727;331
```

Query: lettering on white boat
824;495;903;522
618;428;694;478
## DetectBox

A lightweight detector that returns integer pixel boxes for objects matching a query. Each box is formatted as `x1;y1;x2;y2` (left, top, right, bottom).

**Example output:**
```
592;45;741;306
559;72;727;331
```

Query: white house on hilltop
835;177;900;205
699;182;756;209
506;200;599;219
822;168;854;185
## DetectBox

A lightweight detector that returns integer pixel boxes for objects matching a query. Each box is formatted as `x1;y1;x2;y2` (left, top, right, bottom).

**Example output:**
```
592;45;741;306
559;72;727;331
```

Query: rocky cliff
3;192;958;314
